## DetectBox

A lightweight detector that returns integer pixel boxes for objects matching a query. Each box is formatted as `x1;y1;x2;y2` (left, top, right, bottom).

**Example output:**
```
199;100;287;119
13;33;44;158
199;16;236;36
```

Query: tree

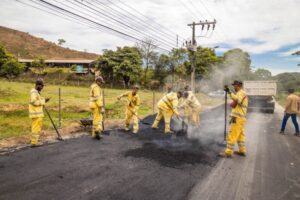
96;46;143;87
96;50;116;86
31;57;45;74
113;46;143;87
153;54;171;85
187;47;219;78
58;39;66;46
135;38;157;85
219;48;252;82
0;59;25;79
0;45;25;79
253;68;272;80
169;48;189;83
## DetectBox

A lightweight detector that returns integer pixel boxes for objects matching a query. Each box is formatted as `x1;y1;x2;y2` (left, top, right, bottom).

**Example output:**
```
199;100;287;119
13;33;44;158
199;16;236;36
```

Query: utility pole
187;20;217;92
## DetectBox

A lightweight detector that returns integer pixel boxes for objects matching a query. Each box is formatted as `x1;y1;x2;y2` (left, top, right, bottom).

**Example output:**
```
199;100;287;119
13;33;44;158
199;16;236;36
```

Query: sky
0;0;299;75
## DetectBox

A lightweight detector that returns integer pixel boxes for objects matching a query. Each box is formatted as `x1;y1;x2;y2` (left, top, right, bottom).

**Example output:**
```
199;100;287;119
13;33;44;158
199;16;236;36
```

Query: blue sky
0;0;299;75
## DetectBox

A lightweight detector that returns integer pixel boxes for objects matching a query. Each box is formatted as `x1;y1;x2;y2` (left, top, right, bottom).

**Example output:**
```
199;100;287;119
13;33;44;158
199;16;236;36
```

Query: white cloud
0;0;299;55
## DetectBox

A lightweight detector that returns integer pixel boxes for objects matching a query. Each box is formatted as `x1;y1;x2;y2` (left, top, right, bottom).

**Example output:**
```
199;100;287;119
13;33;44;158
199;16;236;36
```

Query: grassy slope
0;26;98;59
0;80;222;140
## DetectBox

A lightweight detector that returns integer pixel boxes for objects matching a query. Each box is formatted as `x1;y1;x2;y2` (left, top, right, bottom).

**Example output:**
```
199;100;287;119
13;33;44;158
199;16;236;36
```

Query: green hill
0;26;98;59
273;72;300;92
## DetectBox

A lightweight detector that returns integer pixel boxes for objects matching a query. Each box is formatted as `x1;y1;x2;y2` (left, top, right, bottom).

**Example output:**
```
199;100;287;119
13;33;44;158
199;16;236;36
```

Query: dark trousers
281;113;300;133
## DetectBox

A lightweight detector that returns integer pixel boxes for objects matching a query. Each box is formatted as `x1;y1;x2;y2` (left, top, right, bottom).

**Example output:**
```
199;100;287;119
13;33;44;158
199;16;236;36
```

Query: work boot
234;151;246;157
132;130;138;134
279;130;285;134
218;152;232;158
30;143;42;148
151;126;158;130
165;130;174;134
94;131;102;140
124;127;130;132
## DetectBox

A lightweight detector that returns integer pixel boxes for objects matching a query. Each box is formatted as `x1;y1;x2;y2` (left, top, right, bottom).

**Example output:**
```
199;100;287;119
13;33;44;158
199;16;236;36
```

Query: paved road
189;105;300;200
1;105;300;200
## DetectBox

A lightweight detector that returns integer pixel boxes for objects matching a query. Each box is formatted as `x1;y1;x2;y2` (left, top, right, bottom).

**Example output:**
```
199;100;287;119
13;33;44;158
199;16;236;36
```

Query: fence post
58;87;62;128
153;91;155;114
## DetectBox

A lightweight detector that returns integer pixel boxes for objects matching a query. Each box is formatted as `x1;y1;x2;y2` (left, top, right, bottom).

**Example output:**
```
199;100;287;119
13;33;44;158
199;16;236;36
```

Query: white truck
243;80;277;113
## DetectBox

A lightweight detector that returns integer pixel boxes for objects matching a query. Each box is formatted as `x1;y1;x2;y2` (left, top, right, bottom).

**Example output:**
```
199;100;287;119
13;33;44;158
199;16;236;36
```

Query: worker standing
29;79;50;146
117;85;140;134
280;88;300;136
89;76;105;140
179;91;202;127
152;91;182;134
219;80;248;158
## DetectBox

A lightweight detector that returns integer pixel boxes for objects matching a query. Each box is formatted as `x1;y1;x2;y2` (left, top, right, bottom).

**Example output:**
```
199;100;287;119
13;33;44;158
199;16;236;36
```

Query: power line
197;0;229;41
74;0;176;48
23;0;172;52
90;0;180;45
116;0;185;41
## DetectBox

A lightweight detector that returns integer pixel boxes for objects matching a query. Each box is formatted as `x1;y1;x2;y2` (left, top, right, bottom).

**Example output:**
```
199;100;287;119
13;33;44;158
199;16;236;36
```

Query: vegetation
0;45;25;79
0;26;98;59
0;80;221;140
31;57;46;74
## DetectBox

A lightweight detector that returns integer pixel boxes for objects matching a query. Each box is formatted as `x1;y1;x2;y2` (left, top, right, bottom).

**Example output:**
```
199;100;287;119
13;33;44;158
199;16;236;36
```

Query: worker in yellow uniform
117;85;140;134
220;80;248;158
152;91;183;134
179;91;202;127
29;79;50;146
89;76;105;140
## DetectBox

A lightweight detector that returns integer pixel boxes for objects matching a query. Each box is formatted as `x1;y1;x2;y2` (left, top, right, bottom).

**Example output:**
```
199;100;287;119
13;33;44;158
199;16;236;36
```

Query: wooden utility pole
187;20;217;92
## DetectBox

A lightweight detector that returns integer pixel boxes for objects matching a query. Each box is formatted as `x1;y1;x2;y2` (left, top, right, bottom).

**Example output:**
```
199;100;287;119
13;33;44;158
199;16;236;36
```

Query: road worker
152;91;183;134
280;88;300;136
219;80;248;158
29;78;50;146
179;91;202;127
89;76;105;140
117;85;140;134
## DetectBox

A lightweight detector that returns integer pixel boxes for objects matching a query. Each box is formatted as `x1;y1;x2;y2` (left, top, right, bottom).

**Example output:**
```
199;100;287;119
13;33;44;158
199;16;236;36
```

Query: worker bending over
152;91;182;134
29;79;50;146
89;76;105;140
179;91;202;127
220;80;248;158
117;85;140;134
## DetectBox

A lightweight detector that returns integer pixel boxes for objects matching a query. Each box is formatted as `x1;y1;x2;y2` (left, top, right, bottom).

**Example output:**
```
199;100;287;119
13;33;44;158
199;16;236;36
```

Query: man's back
286;94;300;114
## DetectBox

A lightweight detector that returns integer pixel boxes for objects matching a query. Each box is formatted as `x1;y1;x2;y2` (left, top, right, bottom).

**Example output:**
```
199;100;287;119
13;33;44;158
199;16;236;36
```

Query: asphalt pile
0;105;225;200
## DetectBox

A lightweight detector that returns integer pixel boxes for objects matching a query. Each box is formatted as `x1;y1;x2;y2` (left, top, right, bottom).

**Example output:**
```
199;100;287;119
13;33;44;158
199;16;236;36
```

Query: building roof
18;58;95;64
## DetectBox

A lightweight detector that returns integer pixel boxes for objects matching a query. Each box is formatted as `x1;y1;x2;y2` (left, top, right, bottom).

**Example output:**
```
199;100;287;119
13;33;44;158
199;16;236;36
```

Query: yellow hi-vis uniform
225;89;248;156
118;91;140;133
89;83;103;137
180;91;202;126
152;92;179;133
29;88;45;145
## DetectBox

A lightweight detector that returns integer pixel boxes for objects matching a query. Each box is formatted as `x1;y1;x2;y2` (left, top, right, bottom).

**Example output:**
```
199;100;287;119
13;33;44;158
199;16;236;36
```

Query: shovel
44;107;63;141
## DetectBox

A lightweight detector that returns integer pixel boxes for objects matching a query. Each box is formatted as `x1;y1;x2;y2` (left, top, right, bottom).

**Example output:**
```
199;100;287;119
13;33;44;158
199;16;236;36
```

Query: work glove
45;97;51;103
101;107;105;114
224;86;231;94
117;97;121;101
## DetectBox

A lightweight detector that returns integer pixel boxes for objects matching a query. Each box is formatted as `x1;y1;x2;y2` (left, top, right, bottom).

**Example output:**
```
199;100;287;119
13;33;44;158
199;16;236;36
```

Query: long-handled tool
127;107;152;125
224;91;228;141
118;99;152;125
101;89;111;135
162;99;188;134
44;107;63;141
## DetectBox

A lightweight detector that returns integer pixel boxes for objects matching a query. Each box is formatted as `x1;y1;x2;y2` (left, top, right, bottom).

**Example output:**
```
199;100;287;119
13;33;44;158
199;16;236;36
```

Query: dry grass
0;26;98;59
